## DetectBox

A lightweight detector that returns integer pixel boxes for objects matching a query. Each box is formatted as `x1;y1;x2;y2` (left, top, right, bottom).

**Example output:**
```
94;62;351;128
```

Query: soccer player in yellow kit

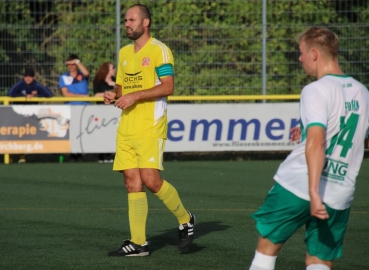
103;4;195;256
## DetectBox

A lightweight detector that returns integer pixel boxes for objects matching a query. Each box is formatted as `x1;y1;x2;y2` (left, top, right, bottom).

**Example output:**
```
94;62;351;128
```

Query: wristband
75;59;80;64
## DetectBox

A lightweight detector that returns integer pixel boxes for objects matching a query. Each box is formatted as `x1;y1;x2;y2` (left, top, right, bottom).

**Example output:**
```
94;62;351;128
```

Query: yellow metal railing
0;95;301;164
0;94;301;105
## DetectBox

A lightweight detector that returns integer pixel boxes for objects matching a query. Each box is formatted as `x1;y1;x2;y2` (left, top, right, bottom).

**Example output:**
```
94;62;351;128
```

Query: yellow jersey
115;37;174;140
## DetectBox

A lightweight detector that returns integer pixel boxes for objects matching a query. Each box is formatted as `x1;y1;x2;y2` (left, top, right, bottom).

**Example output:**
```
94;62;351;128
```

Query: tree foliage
1;0;369;96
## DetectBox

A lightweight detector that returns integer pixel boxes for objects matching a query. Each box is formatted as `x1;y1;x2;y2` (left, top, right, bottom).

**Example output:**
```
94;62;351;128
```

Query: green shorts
251;182;350;261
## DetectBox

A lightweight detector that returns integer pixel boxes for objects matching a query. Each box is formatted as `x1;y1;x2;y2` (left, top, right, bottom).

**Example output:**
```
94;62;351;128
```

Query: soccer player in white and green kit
249;26;369;270
103;4;195;256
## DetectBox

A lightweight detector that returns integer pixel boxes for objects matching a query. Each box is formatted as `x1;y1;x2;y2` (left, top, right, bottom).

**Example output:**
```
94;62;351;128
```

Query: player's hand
310;193;329;219
290;126;301;143
114;93;137;110
103;91;116;105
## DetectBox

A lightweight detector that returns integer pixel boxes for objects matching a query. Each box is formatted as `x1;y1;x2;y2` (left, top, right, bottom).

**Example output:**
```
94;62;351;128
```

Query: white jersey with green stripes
274;74;369;210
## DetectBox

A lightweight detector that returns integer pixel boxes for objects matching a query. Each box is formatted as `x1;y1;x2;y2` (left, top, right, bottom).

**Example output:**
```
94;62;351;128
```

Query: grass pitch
1;160;368;270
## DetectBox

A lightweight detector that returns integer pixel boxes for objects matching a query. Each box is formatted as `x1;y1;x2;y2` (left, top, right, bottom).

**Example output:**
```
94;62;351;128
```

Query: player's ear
143;18;150;27
311;48;318;61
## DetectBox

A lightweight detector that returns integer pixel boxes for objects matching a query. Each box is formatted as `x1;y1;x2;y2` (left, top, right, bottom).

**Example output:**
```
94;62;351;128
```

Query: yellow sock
128;192;148;245
154;180;190;224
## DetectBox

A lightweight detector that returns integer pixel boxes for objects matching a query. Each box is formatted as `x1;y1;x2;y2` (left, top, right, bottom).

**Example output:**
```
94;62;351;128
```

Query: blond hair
297;26;339;59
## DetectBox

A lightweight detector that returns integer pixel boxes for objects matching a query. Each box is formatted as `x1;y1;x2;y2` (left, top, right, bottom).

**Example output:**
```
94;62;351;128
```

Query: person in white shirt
249;26;369;270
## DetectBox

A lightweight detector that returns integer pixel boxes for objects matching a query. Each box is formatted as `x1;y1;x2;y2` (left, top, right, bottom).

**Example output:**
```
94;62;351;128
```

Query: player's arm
133;75;174;100
114;62;174;110
305;125;329;219
114;75;173;110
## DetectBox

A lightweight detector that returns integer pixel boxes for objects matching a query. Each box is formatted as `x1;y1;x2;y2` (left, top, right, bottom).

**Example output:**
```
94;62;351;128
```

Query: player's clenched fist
103;91;116;104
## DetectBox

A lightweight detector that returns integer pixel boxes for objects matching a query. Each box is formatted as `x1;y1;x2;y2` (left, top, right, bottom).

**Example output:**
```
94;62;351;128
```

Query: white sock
306;264;331;270
249;250;277;270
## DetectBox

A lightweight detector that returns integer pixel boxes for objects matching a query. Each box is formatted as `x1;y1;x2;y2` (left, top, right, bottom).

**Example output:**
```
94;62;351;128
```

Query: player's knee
143;178;163;193
125;184;144;193
124;179;144;192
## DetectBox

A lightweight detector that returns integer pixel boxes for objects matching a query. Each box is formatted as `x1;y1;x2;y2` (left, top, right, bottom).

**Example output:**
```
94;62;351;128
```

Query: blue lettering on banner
189;119;222;141
266;118;285;140
167;118;300;142
167;120;185;141
227;119;260;140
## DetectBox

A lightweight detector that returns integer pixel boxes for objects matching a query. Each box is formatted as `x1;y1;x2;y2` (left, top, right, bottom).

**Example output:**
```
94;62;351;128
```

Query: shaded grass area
0;160;368;270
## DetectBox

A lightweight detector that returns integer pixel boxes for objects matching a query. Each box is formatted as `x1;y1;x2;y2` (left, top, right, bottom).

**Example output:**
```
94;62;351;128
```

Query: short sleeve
154;43;174;68
59;75;66;88
300;83;330;131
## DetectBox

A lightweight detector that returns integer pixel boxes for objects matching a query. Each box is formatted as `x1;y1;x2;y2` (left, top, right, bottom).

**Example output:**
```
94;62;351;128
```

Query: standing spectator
103;4;195;256
248;26;369;270
93;62;116;163
8;68;53;163
59;54;90;162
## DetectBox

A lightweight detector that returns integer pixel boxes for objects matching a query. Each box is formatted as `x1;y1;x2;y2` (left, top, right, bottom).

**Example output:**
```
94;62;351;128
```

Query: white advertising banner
0;105;71;153
166;103;300;152
69;103;300;153
70;105;121;153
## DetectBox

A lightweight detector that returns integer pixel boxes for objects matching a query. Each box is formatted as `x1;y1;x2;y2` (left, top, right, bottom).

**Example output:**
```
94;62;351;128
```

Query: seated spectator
59;54;90;105
8;68;53;163
93;62;116;163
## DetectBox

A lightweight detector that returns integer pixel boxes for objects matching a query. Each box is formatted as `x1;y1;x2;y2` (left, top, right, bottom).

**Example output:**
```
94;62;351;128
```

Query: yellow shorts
113;137;166;171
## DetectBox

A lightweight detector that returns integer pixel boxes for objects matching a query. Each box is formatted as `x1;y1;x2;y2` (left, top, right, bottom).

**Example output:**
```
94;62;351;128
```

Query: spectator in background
59;54;90;105
93;62;116;163
59;54;90;162
8;68;53;163
93;62;116;97
8;68;53;99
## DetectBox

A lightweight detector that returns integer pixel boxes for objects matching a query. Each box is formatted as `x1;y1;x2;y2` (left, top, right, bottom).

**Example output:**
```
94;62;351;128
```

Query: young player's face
299;41;316;77
125;7;145;41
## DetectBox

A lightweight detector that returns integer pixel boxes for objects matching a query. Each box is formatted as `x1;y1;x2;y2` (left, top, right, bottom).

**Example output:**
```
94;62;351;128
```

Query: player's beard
126;27;144;41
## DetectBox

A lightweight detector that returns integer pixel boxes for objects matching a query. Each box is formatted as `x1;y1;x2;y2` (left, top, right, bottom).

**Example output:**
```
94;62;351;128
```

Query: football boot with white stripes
107;240;149;256
177;211;196;252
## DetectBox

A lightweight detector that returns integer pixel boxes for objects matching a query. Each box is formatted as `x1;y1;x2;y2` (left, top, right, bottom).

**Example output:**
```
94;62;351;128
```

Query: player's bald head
127;4;151;28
